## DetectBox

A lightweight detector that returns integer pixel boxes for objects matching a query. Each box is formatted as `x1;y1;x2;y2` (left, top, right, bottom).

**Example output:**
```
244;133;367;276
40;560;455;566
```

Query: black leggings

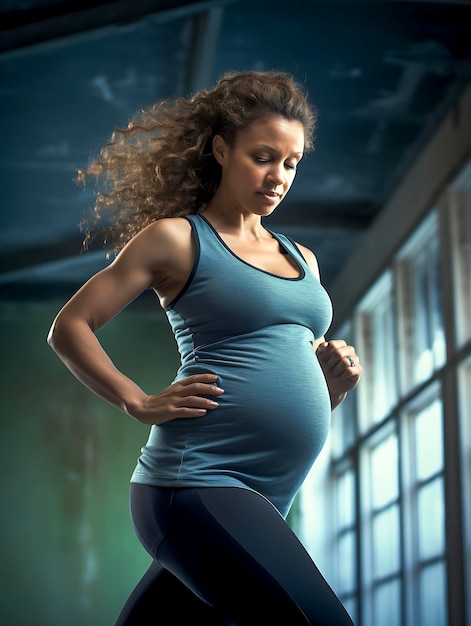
115;485;355;625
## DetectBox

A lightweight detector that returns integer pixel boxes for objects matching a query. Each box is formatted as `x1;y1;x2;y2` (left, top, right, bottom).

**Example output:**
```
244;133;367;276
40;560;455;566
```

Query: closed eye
254;157;297;170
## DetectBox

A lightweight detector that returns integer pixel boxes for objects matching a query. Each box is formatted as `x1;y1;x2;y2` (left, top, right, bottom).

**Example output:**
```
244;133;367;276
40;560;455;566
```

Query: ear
212;135;228;166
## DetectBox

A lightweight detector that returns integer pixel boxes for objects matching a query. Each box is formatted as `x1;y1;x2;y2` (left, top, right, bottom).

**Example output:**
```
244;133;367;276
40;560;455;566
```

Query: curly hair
78;70;317;253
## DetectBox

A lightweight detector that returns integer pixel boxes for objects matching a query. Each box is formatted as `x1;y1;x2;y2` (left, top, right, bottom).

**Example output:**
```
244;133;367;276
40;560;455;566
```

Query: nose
267;163;286;187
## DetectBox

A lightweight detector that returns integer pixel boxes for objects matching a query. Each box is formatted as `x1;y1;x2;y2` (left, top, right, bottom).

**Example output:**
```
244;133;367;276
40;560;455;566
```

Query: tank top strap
185;213;218;249
265;230;311;271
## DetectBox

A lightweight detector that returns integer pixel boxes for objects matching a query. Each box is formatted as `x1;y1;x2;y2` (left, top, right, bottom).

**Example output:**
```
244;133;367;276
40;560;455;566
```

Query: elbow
46;312;71;354
47;311;93;354
46;316;60;351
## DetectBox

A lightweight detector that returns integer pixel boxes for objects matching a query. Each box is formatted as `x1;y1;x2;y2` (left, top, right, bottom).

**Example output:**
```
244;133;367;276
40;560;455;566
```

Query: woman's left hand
316;339;362;409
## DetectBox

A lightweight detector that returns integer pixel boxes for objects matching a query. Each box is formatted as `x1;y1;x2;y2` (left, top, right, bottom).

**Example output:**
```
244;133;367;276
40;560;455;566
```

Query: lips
258;191;281;202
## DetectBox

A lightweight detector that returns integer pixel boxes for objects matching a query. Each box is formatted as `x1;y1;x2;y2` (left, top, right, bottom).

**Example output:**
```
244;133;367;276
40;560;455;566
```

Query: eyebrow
258;144;304;158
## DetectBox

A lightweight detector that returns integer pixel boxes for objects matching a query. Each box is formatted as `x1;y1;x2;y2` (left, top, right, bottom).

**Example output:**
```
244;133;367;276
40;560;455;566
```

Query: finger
326;339;347;349
158;394;221;421
333;353;358;375
317;339;346;354
170;393;222;421
320;349;357;376
336;357;361;380
180;373;220;385
176;381;224;397
346;355;356;368
177;375;224;396
175;406;216;419
317;346;347;370
180;394;220;409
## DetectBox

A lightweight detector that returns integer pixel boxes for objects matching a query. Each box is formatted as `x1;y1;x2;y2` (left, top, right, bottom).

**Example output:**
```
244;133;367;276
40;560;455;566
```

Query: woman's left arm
296;241;362;411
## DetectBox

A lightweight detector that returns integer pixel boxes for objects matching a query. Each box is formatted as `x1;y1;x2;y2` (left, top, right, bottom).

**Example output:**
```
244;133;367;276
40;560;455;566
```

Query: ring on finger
347;356;355;367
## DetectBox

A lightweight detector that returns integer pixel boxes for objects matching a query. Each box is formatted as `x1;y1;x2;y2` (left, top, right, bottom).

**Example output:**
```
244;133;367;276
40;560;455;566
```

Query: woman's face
213;115;305;218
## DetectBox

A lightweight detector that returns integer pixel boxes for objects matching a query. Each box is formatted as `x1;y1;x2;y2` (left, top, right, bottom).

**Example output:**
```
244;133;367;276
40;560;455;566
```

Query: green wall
0;299;179;625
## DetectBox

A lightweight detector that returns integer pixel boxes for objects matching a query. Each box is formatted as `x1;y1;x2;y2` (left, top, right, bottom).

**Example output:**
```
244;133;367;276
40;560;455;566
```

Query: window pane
373;505;400;578
418;478;445;560
372;293;397;420
411;238;445;383
337;469;355;528
356;272;397;430
332;391;356;458
430;238;447;369
371;434;398;508
419;562;447;626
413;247;435;382
458;357;471;623
451;164;471;345
415;399;444;480
397;212;445;391
338;531;356;594
373;579;401;626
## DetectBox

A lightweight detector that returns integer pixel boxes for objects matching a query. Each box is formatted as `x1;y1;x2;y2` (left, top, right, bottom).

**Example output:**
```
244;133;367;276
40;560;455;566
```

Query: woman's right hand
127;374;224;425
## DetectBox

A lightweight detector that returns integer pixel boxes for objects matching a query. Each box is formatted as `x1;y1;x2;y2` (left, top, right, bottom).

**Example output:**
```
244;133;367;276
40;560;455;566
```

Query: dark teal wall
0;300;179;625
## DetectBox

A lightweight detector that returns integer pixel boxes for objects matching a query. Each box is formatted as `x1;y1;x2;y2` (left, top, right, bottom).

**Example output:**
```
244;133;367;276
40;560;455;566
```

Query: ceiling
1;0;470;307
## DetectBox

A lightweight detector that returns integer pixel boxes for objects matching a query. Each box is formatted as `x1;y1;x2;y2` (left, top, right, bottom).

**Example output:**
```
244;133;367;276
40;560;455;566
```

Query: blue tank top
131;214;333;517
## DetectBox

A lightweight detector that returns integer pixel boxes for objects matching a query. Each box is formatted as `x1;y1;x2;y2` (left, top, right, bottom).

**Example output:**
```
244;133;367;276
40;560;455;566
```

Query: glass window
370;434;399;509
417;478;445;560
402;389;447;624
337;468;355;528
331;463;358;617
361;427;402;624
333;466;358;597
332;389;357;459
415;399;444;480
356;271;398;431
411;397;445;566
337;531;356;594
373;579;402;626
458;356;471;626
372;504;400;578
418;562;447;626
450;162;471;346
320;159;471;626
396;212;446;392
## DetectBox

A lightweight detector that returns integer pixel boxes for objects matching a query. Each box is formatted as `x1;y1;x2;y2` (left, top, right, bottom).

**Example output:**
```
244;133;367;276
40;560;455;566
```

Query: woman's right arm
47;219;223;424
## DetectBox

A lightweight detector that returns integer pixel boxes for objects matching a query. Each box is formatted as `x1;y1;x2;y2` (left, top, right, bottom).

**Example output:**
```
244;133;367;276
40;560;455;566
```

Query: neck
202;206;265;237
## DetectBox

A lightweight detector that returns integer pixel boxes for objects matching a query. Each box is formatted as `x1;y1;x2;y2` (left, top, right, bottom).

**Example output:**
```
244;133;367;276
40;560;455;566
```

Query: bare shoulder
122;217;195;303
108;216;194;286
119;217;193;265
295;241;321;281
136;216;193;248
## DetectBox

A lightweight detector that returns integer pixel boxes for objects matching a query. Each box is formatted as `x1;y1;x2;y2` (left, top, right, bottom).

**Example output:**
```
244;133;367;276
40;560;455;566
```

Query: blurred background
1;1;470;624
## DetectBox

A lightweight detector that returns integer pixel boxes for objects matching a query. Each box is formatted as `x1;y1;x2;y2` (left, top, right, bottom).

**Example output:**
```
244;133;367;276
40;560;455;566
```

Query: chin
264;201;282;214
260;208;278;219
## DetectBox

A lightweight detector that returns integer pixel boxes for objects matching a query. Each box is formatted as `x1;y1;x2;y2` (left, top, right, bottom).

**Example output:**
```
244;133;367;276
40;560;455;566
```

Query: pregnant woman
48;70;361;625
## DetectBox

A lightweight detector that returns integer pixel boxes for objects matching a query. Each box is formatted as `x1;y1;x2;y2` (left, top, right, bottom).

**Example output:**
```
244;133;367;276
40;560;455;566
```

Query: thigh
159;487;355;626
122;484;230;625
115;560;230;625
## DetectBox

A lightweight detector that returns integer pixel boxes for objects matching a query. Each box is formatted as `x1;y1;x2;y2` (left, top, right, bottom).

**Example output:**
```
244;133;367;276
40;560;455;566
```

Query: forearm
47;316;146;416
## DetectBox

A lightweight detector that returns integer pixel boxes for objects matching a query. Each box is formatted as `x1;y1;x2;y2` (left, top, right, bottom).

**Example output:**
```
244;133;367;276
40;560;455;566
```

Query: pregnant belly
177;325;332;463
136;326;332;515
